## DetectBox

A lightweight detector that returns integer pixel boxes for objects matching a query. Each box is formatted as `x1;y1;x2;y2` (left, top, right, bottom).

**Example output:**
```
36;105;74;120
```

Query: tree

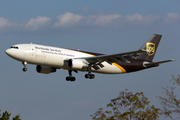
158;75;180;120
91;89;161;120
12;115;21;120
0;111;11;120
0;110;21;120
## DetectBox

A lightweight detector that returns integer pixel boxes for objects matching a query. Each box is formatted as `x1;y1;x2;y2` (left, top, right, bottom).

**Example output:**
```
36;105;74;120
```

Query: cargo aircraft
5;34;175;82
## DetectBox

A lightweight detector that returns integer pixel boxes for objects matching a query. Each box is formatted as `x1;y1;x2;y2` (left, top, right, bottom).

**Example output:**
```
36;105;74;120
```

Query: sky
0;0;180;119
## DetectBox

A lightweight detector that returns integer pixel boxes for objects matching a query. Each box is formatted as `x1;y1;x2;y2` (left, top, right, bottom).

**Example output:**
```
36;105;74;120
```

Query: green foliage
0;111;11;120
0;110;21;120
91;89;161;120
158;75;180;120
12;115;21;120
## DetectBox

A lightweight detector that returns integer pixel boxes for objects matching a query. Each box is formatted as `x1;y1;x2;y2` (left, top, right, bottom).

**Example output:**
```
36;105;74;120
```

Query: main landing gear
85;65;95;79
85;73;95;79
22;62;27;72
65;65;95;82
66;70;76;82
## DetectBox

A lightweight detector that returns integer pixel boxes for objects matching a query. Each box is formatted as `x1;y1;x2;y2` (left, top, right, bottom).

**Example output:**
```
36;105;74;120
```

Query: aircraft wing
75;49;146;70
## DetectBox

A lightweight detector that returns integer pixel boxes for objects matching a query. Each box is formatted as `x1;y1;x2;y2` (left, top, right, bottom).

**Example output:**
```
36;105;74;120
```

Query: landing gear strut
85;64;95;79
66;70;76;82
22;62;27;72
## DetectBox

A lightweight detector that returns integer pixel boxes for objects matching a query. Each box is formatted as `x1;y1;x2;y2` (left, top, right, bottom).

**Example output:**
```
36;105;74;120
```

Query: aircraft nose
5;49;15;58
5;47;24;60
5;49;11;55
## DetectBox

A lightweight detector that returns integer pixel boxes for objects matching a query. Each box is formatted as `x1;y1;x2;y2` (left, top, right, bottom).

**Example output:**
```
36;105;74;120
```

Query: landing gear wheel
66;70;76;82
90;74;95;79
66;76;76;82
85;74;90;78
85;74;95;79
23;68;27;72
66;77;70;81
71;77;76;82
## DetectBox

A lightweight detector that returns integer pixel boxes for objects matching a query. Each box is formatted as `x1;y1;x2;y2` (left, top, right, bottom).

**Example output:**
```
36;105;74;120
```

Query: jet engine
36;65;56;74
67;59;88;70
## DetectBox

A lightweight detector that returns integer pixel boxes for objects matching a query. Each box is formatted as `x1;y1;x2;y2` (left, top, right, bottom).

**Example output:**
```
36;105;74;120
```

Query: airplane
5;34;175;82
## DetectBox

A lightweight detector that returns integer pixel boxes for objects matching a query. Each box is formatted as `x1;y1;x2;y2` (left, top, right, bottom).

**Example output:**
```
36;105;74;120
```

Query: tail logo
146;42;155;56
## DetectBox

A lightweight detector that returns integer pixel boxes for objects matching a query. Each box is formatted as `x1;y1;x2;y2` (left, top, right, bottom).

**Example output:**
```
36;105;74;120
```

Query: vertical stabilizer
137;34;162;62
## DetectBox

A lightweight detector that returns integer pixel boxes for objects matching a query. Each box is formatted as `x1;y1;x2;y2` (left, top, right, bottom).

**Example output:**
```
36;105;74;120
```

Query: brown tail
137;34;162;62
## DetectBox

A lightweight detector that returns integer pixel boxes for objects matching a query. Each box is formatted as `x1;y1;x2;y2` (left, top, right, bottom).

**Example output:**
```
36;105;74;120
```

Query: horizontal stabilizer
144;59;176;67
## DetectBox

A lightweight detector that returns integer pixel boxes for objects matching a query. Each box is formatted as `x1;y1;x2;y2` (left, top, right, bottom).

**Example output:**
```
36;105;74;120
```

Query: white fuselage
6;44;124;74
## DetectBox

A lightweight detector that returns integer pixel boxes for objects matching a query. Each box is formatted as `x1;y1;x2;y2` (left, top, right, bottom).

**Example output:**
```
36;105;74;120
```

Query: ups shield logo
146;42;155;56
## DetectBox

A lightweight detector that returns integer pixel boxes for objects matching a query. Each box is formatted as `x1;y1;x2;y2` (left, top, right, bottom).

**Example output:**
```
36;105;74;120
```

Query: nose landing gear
22;62;27;72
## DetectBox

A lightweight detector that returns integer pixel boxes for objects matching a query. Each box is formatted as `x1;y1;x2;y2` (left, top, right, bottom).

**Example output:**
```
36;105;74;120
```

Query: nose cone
5;49;17;59
5;49;11;56
5;47;24;61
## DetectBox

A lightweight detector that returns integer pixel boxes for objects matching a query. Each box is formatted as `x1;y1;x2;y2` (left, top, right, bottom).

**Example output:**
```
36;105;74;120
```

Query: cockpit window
10;46;19;49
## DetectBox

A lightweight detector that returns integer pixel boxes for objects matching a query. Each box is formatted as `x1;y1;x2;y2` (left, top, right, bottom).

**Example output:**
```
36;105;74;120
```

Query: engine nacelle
36;65;56;74
67;59;88;70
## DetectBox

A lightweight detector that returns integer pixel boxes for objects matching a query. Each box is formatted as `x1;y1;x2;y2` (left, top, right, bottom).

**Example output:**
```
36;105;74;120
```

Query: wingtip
170;59;176;61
